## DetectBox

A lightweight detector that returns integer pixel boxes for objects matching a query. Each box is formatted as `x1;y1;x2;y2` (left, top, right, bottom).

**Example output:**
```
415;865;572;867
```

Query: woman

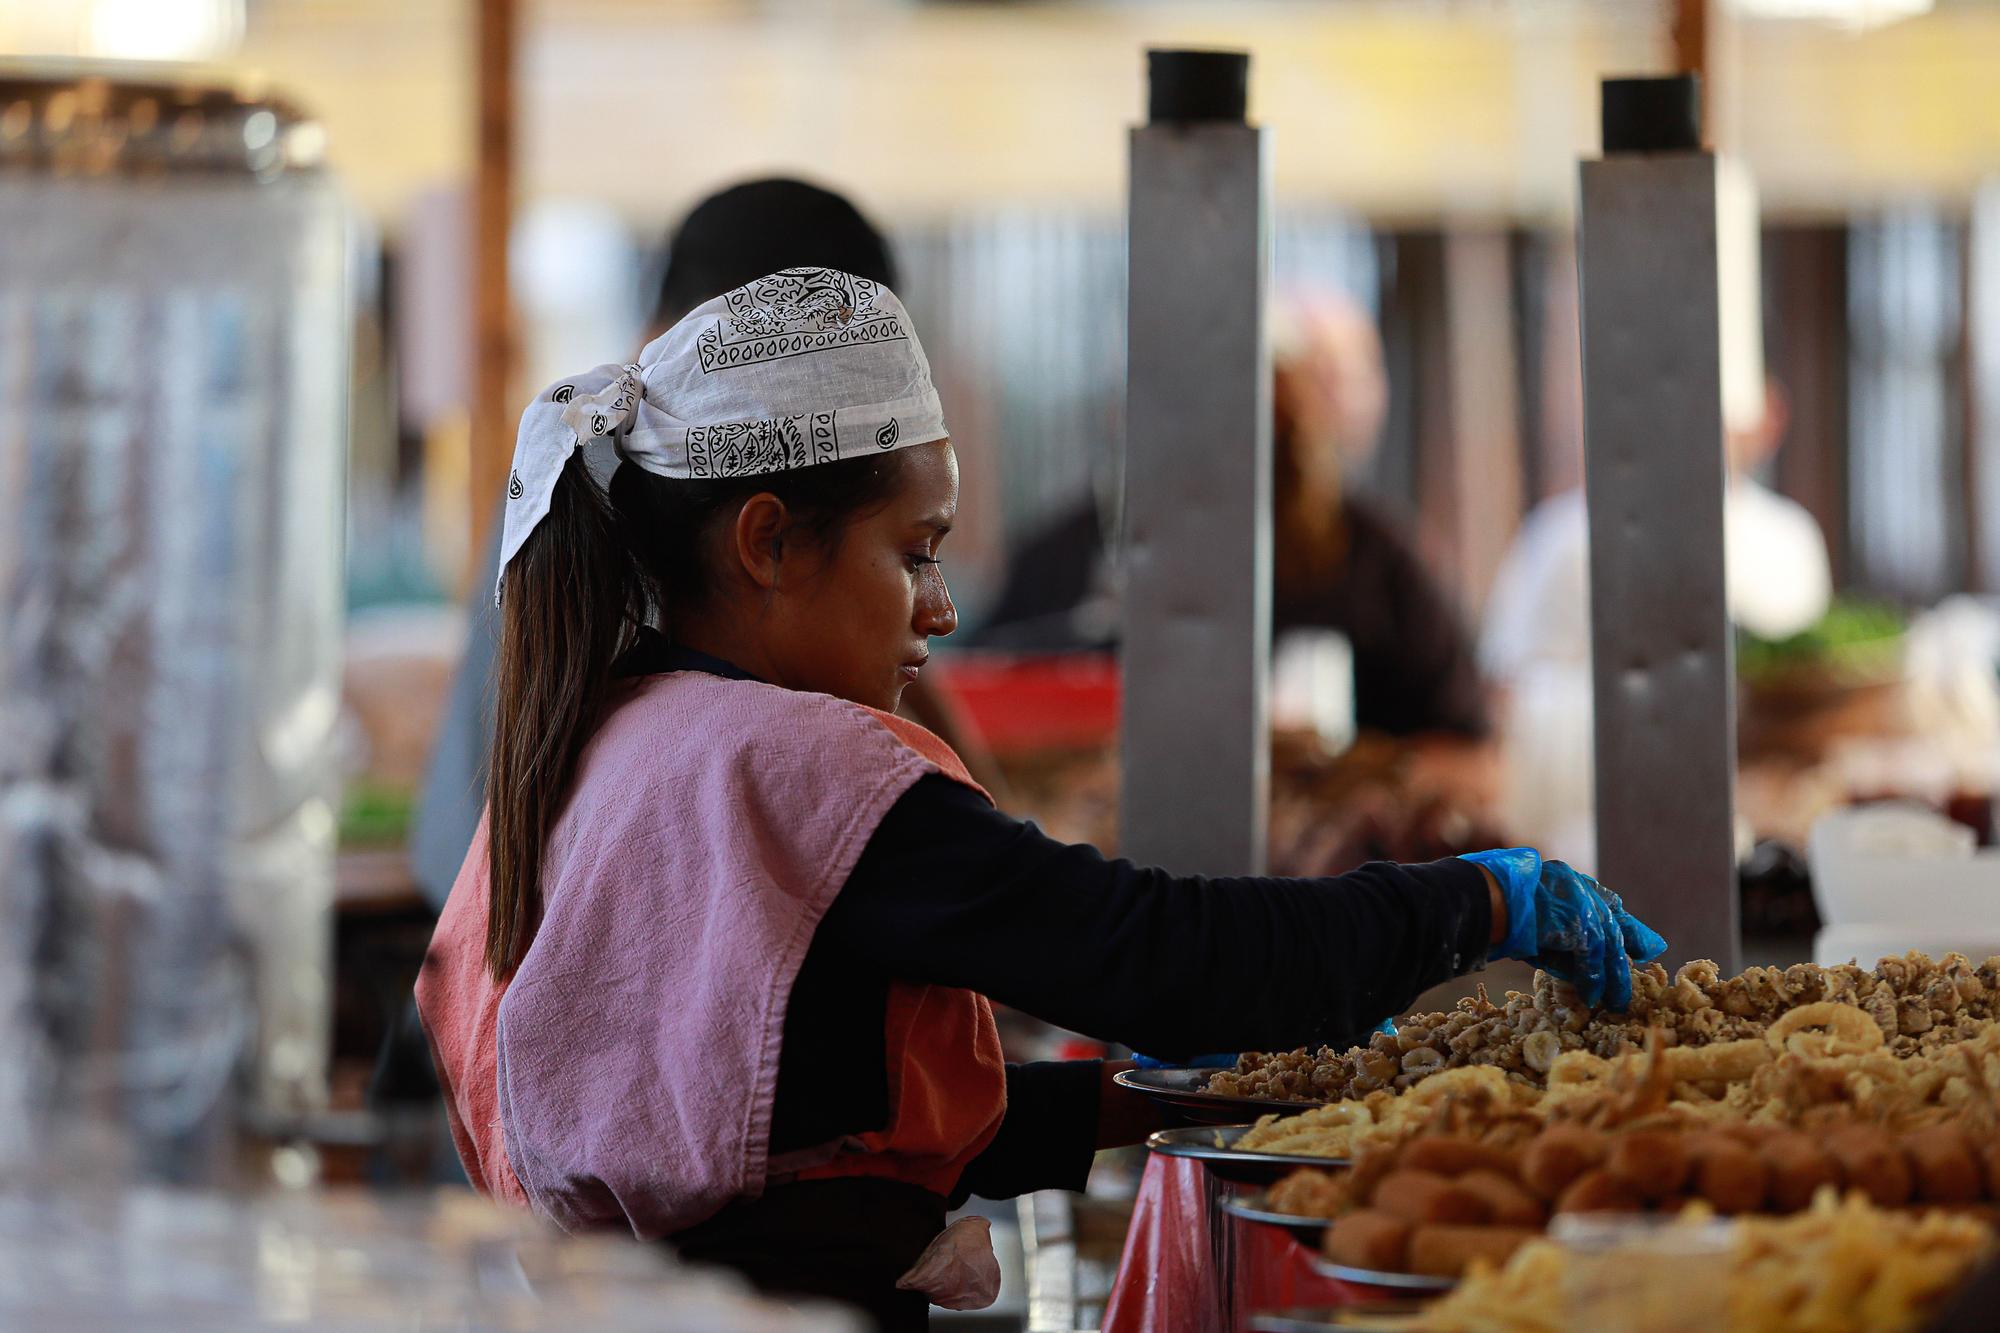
409;174;996;915
417;267;1664;1330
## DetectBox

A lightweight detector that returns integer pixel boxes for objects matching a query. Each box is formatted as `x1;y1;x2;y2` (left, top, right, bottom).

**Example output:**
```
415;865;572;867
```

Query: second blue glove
1459;847;1668;1010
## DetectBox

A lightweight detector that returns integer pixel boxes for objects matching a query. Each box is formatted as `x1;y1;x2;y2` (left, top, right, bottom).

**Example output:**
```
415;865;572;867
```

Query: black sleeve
952;1060;1102;1204
817;775;1494;1061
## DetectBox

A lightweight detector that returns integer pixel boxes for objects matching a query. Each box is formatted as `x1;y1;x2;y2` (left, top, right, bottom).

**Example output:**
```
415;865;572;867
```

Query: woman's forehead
897;439;959;509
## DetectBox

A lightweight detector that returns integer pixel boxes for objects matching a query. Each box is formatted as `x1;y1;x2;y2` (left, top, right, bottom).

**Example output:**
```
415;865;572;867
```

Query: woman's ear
731;492;791;590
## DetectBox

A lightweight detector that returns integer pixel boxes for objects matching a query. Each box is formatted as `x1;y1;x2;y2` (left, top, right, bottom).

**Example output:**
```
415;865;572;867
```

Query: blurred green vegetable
1737;598;1905;685
339;778;417;848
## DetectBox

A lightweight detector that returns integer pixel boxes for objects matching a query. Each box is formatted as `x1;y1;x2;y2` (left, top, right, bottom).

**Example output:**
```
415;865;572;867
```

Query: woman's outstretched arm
818;775;1497;1060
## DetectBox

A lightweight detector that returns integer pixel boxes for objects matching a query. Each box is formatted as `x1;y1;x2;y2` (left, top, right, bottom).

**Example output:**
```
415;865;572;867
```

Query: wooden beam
1671;0;1711;147
469;0;517;574
1769;227;1852;588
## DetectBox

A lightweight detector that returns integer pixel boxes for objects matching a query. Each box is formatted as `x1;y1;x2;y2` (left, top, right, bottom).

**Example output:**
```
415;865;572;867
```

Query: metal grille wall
1848;209;1969;602
892;207;1376;622
891;209;1986;627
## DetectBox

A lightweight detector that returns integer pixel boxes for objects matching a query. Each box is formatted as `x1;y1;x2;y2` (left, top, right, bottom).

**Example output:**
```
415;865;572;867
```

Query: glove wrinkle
1458;848;1667;1013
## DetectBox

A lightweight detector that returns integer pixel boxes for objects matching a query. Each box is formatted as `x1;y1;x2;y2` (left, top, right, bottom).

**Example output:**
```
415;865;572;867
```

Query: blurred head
1271;293;1389;501
1271;294;1388;589
648;177;898;337
1726;377;1791;478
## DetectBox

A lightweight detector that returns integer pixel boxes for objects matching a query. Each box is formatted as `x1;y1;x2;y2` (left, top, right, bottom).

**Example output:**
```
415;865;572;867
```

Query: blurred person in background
642;179;899;347
979;294;1490;741
1478;378;1832;864
1481;375;1831;680
1267;297;1489;739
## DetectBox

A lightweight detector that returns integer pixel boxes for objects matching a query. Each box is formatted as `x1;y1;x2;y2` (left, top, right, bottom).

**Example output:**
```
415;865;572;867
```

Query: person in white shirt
1479;379;1832;865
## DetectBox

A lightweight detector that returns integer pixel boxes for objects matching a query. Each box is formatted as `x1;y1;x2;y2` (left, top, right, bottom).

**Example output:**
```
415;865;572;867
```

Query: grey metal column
1121;49;1272;877
1579;76;1740;973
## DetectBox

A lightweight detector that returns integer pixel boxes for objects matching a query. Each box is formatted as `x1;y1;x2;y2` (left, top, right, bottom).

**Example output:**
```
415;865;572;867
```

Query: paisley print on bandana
698;267;908;373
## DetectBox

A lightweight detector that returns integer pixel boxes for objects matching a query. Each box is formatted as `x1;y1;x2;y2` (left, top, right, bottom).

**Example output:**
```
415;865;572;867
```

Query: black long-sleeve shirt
618;635;1493;1199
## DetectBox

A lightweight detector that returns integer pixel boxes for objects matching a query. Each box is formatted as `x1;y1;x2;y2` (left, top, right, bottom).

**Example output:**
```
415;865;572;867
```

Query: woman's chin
827;677;903;714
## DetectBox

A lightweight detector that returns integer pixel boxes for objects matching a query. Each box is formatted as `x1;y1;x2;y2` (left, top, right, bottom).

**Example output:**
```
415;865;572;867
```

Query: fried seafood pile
1207;952;2000;1102
1419;1193;1993;1333
1235;1013;2000;1168
1267;1037;2000;1281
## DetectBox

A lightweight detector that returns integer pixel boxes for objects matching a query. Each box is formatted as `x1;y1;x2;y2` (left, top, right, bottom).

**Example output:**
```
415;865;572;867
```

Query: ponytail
486;454;642;979
483;445;910;979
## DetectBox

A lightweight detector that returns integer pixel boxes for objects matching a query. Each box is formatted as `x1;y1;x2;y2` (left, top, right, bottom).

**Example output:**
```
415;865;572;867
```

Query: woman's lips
900;657;928;682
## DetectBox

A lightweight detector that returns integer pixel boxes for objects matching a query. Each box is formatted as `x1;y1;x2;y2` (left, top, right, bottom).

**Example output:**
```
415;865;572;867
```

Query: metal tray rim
1311;1259;1458;1293
1112;1065;1334;1115
1226;1194;1460;1294
1145;1124;1351;1170
1218;1190;1332;1235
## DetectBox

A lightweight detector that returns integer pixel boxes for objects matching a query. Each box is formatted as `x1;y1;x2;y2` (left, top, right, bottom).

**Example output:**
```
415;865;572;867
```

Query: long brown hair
484;447;909;980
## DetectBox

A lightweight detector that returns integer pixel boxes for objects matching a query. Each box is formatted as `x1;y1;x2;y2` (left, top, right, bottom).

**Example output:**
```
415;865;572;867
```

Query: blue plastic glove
1459;847;1668;1011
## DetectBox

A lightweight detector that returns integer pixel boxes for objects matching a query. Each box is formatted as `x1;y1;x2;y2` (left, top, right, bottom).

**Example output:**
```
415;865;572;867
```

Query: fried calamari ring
1766;1002;1887;1058
1662;1038;1773;1087
1545;1050;1614;1089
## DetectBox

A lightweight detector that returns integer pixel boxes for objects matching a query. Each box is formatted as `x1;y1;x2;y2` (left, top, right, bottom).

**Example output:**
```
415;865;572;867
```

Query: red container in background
932;652;1121;755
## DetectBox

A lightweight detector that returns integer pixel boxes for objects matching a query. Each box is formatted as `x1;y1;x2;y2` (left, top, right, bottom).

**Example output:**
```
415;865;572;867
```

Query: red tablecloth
1103;1154;1395;1332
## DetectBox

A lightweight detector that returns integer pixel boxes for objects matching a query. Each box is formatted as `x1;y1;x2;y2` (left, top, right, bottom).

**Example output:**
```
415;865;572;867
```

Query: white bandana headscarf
495;266;949;604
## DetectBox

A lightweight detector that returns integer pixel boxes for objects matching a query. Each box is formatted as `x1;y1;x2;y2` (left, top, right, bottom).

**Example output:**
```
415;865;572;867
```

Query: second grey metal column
1578;75;1741;974
1121;49;1272;878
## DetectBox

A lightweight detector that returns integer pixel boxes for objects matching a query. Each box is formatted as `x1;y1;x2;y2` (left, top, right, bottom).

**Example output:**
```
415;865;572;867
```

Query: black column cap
1147;49;1249;125
1601;75;1703;154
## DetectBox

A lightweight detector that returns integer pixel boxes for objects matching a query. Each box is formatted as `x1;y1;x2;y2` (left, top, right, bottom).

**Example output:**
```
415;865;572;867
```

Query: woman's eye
907;553;940;569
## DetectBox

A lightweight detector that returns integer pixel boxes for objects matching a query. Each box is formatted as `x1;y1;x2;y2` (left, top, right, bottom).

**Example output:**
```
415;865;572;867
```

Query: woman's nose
917;573;958;638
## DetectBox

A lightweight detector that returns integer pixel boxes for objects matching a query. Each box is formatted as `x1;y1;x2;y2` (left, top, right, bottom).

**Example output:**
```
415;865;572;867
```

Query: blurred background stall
0;69;346;1187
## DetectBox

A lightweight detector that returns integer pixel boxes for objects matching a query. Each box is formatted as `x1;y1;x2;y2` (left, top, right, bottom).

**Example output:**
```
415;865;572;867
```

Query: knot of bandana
557;364;645;445
494;267;947;607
